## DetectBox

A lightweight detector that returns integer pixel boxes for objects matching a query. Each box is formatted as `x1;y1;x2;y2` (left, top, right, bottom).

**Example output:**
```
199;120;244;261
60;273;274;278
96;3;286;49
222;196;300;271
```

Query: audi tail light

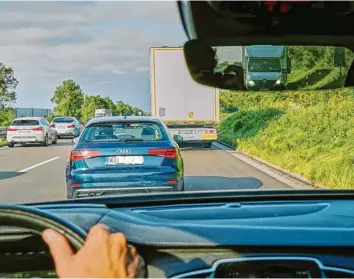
148;148;178;159
70;150;101;161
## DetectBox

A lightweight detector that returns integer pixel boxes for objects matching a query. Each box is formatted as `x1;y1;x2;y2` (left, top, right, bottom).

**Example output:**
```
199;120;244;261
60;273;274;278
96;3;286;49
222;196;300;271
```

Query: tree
115;101;143;116
0;63;18;126
46;113;57;123
287;46;347;70
51;80;84;119
81;95;115;121
0;62;18;109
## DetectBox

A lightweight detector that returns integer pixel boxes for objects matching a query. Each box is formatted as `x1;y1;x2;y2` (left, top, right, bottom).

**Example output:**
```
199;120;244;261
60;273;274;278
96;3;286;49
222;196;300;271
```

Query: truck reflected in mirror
243;45;289;91
183;40;353;91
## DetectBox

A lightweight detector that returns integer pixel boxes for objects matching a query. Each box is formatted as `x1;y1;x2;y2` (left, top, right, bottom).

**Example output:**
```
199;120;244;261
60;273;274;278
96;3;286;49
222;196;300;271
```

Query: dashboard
2;191;354;278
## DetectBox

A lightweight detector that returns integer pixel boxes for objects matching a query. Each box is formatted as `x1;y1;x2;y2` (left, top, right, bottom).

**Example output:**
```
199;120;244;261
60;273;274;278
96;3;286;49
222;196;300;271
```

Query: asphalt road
0;139;291;204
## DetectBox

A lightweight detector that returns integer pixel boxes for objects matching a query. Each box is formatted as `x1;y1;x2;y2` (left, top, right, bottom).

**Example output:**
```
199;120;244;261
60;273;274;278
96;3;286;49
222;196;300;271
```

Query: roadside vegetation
218;88;354;189
48;80;145;123
0;138;7;147
217;45;354;189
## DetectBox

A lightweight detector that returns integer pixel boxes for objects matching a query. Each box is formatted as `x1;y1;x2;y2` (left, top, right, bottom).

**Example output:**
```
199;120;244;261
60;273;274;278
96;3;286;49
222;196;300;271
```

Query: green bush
218;88;354;189
0;138;7;147
0;108;15;127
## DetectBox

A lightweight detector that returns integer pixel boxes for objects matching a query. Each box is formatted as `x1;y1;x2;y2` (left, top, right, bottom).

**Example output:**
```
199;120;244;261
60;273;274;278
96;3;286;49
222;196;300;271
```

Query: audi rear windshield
81;122;169;142
12;120;39;126
53;117;74;123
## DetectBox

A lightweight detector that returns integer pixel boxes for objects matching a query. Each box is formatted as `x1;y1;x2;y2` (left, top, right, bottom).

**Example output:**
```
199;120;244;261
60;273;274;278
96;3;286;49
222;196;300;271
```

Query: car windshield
11;120;39;126
53;118;74;123
248;58;281;72
1;2;354;204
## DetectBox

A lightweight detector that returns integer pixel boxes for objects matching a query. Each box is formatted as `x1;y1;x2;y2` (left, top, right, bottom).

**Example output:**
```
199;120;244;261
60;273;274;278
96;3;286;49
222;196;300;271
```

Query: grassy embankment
218;86;354;189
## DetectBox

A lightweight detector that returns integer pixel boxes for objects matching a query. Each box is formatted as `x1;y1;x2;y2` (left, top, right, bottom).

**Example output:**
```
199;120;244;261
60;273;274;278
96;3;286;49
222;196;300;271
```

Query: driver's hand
42;224;139;278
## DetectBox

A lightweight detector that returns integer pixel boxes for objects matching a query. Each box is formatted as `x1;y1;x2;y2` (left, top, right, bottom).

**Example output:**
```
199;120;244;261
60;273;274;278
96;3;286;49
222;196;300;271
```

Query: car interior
2;1;354;278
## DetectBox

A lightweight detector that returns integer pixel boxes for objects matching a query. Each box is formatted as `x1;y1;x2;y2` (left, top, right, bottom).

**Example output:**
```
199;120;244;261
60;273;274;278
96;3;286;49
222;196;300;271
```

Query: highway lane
0;139;291;204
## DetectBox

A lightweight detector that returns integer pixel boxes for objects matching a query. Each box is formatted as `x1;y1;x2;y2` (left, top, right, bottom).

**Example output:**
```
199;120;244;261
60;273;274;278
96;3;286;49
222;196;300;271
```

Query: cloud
0;1;187;110
135;66;149;72
91;63;125;75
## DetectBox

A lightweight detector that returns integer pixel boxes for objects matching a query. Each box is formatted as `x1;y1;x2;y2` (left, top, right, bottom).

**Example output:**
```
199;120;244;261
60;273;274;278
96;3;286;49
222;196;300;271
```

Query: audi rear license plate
108;156;144;165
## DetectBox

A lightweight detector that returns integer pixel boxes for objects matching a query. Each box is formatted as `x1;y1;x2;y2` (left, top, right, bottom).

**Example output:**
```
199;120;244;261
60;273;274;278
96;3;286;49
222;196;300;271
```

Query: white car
50;117;81;139
6;117;57;148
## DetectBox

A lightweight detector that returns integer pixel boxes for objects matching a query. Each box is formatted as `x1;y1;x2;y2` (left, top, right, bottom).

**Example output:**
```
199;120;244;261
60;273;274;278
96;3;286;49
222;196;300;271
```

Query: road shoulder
214;141;315;190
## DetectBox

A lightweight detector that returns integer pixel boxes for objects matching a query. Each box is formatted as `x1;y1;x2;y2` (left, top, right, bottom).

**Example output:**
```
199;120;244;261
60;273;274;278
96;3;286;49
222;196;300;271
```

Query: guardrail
0;127;8;139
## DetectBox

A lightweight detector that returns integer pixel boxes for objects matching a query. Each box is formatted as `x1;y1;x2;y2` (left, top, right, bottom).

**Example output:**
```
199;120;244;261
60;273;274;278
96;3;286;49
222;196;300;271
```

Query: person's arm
42;224;140;278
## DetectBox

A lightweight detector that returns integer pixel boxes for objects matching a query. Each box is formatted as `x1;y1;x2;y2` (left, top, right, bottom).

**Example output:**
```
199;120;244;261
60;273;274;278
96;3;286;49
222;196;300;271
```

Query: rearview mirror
183;40;246;90
183;40;354;91
72;137;79;144
173;135;183;144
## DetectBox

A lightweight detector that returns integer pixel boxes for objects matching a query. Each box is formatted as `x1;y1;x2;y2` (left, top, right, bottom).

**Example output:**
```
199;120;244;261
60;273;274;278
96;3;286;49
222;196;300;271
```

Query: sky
0;1;188;112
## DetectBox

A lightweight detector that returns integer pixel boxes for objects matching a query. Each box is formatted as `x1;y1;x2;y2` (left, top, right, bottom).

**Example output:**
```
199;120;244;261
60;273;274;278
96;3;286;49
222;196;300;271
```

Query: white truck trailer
150;47;220;148
94;109;112;118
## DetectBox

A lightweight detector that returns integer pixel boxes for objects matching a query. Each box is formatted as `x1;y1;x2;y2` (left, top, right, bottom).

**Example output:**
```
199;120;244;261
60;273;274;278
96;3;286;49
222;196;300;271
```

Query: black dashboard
3;190;354;278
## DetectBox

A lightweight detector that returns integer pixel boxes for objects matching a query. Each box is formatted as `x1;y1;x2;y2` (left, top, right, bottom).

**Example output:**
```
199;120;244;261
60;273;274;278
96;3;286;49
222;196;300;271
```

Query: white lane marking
213;142;314;190
0;147;9;151
18;156;60;173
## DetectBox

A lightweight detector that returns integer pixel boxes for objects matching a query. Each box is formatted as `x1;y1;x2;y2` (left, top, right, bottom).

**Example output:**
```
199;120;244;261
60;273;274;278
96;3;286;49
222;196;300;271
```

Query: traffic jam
6;48;219;199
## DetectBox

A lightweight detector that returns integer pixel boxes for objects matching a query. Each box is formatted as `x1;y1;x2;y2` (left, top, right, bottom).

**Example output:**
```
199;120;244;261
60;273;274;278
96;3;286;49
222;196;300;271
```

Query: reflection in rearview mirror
183;40;354;92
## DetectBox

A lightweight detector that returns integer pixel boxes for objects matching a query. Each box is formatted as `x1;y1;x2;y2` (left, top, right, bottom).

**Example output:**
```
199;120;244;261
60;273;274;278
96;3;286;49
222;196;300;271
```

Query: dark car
66;116;184;199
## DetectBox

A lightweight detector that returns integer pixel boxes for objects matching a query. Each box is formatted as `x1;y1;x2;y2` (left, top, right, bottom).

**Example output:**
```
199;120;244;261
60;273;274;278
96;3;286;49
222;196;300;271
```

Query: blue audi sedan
65;116;184;199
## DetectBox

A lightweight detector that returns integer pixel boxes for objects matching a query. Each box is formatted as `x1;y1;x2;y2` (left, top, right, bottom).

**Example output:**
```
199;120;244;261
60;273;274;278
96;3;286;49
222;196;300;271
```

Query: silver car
7;117;57;147
51;117;81;139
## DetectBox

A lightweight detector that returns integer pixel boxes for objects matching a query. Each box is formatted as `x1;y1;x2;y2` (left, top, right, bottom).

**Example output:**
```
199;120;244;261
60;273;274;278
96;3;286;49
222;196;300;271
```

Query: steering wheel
0;204;86;251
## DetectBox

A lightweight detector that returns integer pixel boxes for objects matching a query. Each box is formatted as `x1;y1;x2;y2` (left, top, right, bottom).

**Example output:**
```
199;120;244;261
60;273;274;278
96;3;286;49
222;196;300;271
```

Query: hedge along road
0;139;294;204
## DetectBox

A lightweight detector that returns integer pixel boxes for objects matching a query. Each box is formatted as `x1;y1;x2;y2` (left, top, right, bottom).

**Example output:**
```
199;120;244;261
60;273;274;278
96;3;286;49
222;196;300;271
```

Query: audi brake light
148;148;178;159
70;150;100;161
67;124;75;128
7;127;16;132
32;127;43;131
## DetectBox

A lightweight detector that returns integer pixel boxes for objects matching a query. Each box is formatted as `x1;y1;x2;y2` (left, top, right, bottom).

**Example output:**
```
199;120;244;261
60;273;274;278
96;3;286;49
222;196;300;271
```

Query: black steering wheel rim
0;205;87;251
